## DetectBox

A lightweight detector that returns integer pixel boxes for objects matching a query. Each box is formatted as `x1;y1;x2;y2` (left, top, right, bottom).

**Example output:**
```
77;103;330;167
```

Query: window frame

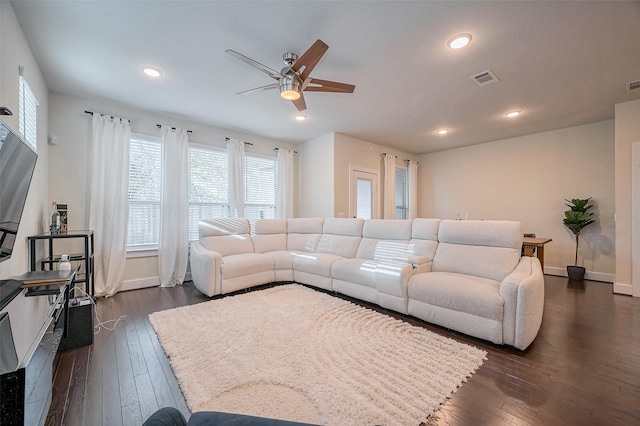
127;133;162;252
188;143;230;241
395;166;409;220
18;75;38;151
243;152;278;220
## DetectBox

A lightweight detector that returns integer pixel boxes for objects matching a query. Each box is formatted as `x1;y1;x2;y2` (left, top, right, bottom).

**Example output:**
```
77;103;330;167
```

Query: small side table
28;230;94;298
522;237;552;272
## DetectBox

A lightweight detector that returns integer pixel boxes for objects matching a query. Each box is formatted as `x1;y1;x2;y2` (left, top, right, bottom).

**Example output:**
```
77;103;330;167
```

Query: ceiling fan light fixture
447;33;472;50
280;89;301;100
295;114;307;121
280;75;302;100
436;128;450;135
505;110;522;118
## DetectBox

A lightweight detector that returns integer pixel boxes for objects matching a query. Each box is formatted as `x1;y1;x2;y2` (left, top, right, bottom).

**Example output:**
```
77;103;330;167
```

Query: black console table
28;230;94;298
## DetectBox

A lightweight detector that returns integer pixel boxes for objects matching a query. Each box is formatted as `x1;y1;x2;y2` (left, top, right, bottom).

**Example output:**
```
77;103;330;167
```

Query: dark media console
0;272;74;426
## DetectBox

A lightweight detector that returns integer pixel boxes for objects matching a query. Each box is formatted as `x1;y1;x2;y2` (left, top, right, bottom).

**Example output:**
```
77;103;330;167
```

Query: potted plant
562;198;595;281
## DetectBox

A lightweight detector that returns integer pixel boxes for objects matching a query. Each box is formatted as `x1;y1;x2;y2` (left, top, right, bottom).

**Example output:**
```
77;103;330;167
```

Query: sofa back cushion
252;219;287;253
287;218;324;252
199;218;254;257
409;218;440;260
317;218;364;258
356;219;412;261
432;220;522;282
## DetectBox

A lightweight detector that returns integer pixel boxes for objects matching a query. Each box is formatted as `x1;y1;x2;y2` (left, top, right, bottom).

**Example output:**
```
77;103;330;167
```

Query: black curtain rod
84;110;130;123
380;152;398;158
273;147;298;154
156;124;193;133
225;137;253;146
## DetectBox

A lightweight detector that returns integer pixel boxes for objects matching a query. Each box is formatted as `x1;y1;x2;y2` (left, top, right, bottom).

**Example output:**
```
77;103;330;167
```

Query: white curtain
158;126;189;287
89;114;130;297
276;149;294;219
383;154;396;219
227;139;245;218
408;160;419;219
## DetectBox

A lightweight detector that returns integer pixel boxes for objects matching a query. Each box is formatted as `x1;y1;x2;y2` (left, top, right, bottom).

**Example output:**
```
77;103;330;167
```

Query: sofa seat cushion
292;252;346;277
331;259;378;289
221;253;274;279
408;272;504;321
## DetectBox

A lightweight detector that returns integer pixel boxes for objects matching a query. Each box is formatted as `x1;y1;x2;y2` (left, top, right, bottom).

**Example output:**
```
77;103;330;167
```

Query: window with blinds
244;154;277;219
127;136;162;250
395;166;408;219
18;76;38;150
126;140;278;249
189;146;229;240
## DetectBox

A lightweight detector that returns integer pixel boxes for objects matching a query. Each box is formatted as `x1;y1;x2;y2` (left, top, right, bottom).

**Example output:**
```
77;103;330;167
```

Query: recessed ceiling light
436;129;450;135
447;33;472;49
142;66;163;78
505;110;522;118
295;114;306;121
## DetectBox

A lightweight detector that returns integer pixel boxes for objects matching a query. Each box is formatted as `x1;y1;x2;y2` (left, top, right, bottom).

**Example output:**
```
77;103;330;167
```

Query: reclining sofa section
190;217;544;350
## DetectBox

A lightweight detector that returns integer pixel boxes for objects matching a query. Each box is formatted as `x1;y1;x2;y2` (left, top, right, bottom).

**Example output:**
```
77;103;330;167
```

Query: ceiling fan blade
292;39;329;81
226;49;283;80
236;83;278;95
292;92;307;111
303;78;355;93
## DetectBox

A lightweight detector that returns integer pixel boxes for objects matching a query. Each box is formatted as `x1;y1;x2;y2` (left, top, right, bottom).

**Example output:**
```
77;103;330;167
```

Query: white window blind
127;136;162;250
188;146;229;240
18;76;38;150
244;154;277;219
395;166;408;219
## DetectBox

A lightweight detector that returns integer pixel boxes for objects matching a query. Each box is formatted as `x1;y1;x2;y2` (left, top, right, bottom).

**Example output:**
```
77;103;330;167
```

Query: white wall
48;91;296;289
417;120;615;281
297;132;335;218
614;98;640;296
0;2;51;362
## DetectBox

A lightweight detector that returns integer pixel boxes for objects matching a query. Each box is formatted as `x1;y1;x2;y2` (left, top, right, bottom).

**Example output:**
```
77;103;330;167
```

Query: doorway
349;167;379;219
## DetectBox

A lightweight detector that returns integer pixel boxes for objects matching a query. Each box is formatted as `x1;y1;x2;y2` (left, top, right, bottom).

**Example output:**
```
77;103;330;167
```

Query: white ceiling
10;0;640;154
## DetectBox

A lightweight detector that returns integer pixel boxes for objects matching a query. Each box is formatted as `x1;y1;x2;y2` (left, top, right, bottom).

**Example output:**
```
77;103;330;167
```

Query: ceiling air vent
626;80;640;94
471;69;500;87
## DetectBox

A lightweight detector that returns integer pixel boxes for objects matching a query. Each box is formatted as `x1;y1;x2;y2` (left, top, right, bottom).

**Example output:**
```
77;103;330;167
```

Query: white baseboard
121;276;160;292
613;282;633;296
544;266;614;284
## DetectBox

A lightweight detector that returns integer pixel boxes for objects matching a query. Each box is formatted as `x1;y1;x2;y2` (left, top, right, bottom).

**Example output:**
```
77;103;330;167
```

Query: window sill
126;249;158;259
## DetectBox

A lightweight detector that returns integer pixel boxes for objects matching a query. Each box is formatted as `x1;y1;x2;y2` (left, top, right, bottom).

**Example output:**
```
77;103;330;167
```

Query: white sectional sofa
189;217;544;350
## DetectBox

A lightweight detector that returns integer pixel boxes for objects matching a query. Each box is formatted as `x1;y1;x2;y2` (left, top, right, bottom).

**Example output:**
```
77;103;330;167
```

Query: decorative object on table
50;202;60;234
563;197;596;281
150;284;487;425
58;254;71;272
56;203;68;232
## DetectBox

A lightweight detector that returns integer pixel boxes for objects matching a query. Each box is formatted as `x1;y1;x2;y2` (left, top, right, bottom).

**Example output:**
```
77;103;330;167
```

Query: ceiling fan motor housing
282;52;298;66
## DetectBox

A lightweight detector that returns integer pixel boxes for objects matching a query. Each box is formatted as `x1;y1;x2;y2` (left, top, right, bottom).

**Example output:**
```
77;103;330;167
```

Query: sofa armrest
499;256;544;350
190;241;223;297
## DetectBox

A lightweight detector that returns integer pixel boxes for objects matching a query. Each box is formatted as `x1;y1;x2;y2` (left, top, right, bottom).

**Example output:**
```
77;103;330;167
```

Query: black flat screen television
0;119;38;263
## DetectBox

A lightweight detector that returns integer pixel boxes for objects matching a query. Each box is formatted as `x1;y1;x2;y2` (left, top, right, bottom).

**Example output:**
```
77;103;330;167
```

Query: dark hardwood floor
46;276;640;426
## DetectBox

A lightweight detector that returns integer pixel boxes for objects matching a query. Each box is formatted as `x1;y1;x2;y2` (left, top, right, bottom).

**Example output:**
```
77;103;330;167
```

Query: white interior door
349;167;379;219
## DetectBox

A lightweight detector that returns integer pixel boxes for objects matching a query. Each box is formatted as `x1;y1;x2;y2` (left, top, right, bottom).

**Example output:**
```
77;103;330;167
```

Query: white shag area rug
149;284;487;425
